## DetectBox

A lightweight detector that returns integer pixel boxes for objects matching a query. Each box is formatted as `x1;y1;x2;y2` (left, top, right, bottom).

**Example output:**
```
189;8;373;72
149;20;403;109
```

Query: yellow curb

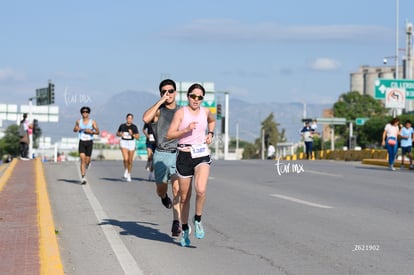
362;159;394;167
35;158;64;275
0;158;18;192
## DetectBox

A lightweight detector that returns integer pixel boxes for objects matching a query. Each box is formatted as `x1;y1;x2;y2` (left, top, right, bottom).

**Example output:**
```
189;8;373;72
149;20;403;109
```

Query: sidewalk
0;158;63;275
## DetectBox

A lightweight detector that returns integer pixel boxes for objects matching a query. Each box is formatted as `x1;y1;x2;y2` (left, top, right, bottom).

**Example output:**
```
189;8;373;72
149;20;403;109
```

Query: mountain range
36;90;332;144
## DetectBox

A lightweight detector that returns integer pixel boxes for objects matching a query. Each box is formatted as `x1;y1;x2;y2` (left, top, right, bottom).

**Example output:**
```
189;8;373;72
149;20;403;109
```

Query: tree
242;113;287;159
357;116;389;148
242;143;259;159
0;124;21;158
0;121;43;158
260;112;286;144
333;91;388;119
333;91;388;148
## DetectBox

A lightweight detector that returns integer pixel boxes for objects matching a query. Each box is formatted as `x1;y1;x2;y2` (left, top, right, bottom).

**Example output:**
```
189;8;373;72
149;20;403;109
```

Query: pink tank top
178;106;208;145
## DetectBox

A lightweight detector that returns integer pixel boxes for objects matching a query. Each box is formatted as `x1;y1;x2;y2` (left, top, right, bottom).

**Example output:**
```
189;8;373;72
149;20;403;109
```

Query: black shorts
176;151;211;177
146;142;156;151
79;140;93;157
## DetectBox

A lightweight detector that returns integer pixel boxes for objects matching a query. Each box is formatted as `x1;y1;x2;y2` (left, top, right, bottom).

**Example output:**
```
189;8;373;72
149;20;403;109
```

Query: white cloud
0;68;25;81
161;19;390;43
309;58;341;71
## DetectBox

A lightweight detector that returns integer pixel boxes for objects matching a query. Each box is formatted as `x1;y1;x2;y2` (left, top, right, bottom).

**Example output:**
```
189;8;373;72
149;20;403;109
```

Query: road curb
35;158;64;275
0;158;18;192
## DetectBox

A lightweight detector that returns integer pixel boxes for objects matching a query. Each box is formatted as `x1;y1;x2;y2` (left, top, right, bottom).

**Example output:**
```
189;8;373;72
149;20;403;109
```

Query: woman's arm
205;108;216;145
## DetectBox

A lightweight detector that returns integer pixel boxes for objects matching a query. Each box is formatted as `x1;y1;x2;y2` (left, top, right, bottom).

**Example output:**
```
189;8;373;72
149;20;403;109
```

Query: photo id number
352;244;380;252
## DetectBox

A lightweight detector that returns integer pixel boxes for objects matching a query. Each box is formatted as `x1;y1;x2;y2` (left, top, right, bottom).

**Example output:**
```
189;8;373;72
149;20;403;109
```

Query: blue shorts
153;150;177;183
401;146;412;155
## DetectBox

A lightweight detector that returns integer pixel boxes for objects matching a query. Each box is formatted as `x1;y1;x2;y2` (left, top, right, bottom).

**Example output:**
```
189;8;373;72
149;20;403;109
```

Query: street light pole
396;0;399;79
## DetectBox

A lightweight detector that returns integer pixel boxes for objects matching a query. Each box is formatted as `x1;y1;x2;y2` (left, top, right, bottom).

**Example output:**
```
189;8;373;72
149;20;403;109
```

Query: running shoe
148;171;154;181
180;229;191;247
123;169;128;179
161;194;172;209
81;177;87;185
171;220;182;237
193;218;205;239
126;174;131;182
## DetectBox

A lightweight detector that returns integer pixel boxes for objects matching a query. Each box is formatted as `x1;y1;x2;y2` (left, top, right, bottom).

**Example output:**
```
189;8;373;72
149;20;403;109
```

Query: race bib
80;132;92;141
149;134;155;142
190;144;210;159
122;131;132;139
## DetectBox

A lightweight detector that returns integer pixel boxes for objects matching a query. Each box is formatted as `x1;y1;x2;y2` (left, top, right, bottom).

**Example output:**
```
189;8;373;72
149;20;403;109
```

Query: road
44;159;414;275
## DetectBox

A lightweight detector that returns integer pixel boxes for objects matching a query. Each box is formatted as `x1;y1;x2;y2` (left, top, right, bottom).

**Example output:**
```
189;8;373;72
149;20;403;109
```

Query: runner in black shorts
79;140;93;157
73;106;99;185
167;83;216;247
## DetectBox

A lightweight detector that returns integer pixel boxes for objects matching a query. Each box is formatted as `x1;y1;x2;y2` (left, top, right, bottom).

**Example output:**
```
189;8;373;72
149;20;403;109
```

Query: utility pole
396;0;399;79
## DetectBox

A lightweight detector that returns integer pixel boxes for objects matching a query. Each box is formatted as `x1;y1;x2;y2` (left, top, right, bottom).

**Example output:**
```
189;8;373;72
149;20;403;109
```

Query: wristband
208;131;214;137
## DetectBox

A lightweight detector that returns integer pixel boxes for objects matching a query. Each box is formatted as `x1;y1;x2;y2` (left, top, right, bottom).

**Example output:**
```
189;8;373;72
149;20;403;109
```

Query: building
350;22;414;100
350;65;398;98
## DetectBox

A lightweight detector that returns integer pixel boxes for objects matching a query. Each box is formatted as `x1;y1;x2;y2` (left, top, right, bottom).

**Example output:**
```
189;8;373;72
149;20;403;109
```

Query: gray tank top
154;105;179;151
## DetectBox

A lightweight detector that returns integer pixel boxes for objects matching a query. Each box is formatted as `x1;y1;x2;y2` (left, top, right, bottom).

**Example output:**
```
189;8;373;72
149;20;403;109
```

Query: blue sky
1;0;413;107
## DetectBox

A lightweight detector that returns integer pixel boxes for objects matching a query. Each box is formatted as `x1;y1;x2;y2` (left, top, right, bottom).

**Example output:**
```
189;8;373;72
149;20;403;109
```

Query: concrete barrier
282;149;388;162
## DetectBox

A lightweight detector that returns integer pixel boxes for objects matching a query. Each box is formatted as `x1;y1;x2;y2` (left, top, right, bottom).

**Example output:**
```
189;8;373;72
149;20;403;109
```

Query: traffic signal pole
224;92;229;160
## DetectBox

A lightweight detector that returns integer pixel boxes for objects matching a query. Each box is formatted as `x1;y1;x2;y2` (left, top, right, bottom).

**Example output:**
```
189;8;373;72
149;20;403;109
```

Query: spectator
381;117;400;171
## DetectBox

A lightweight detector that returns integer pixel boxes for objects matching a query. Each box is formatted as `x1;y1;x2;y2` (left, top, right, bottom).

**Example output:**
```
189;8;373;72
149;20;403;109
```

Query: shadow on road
100;177;151;183
99;219;176;244
58;178;82;185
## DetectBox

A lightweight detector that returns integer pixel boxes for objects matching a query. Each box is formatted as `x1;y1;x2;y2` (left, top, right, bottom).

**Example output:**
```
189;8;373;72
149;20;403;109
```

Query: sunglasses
81;110;90;113
161;89;175;95
189;94;204;101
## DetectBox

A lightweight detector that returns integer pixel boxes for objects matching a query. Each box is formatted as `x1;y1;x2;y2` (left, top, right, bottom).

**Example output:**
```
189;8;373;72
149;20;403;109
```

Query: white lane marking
77;166;143;275
270;194;333;209
305;170;342;177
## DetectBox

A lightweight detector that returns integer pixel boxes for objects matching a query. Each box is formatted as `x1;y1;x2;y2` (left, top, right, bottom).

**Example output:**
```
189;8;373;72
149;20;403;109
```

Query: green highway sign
316;117;346;125
355;118;368;126
374;79;414;99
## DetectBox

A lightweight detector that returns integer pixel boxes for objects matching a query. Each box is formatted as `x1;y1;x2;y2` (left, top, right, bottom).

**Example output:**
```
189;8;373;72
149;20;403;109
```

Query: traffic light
217;104;222;120
48;82;55;104
32;119;40;136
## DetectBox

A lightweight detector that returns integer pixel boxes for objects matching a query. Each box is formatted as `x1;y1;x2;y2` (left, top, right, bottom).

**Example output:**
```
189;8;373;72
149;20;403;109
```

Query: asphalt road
44;159;414;275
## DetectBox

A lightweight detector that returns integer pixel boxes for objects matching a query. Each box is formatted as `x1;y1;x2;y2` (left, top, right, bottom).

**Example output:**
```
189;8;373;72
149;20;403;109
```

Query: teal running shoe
193;218;205;239
180;229;191;247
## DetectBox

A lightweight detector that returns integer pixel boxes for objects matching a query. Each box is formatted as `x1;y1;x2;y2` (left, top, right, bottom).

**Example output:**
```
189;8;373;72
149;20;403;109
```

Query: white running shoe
148;171;154;181
123;169;128;179
126;174;131;182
